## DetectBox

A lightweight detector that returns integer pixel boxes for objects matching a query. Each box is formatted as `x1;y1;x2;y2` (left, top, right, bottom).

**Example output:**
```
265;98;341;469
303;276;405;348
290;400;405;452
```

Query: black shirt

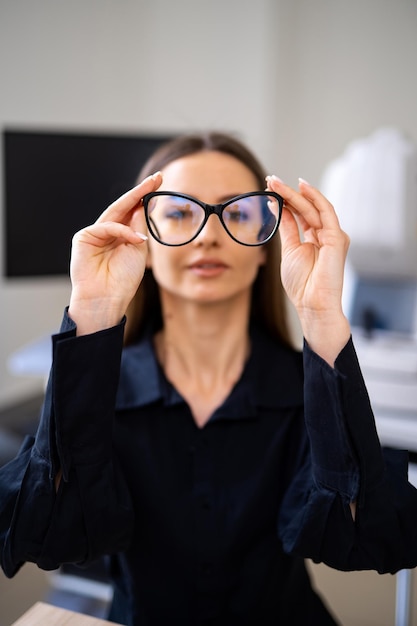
1;311;417;625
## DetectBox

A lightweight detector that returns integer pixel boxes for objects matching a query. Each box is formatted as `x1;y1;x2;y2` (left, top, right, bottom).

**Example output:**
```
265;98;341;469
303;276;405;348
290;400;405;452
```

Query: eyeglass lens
146;193;280;245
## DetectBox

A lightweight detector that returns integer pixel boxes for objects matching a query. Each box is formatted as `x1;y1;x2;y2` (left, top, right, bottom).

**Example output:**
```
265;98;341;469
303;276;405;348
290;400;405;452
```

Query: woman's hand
68;172;162;336
266;175;351;365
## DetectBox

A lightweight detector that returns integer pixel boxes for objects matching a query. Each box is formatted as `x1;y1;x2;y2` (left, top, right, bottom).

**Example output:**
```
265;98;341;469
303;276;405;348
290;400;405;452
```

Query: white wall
284;0;417;185
1;0;417;410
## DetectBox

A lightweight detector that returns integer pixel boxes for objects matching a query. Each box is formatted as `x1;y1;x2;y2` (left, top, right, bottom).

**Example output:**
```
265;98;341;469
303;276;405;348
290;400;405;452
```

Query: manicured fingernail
151;171;162;180
298;177;311;186
135;232;148;241
266;174;284;183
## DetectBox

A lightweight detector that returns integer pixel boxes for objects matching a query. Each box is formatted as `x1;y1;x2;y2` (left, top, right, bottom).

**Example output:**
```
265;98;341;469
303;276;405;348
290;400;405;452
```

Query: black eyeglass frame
142;190;283;247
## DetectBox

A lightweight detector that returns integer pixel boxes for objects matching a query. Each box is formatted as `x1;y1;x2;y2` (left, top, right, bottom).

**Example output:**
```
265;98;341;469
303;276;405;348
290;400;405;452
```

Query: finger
266;175;322;230
296;180;350;253
96;171;162;225
297;178;342;230
278;206;304;255
130;206;148;235
74;221;148;248
267;175;342;232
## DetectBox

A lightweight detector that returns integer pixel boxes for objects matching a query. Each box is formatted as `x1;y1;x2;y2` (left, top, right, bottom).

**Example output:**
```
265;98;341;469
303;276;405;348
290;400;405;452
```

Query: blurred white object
321;127;417;278
322;128;417;485
7;334;52;377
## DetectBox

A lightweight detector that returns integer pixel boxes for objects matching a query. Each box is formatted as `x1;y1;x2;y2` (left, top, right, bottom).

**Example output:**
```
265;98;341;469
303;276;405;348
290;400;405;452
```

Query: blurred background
1;1;417;624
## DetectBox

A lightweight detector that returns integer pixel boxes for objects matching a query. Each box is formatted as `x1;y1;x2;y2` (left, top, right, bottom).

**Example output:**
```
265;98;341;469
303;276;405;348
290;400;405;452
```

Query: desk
10;601;122;626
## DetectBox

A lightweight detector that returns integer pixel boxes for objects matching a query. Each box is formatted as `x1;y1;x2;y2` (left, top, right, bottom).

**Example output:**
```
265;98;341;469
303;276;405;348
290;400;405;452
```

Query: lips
192;262;226;269
189;258;228;268
188;258;229;276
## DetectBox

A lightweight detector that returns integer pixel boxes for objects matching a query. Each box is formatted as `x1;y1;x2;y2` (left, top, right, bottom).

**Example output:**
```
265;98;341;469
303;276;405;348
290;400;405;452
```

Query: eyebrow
163;191;259;204
211;193;255;204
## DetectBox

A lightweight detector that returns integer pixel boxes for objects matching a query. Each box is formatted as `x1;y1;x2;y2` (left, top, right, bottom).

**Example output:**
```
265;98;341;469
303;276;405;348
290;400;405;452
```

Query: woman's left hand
266;175;351;365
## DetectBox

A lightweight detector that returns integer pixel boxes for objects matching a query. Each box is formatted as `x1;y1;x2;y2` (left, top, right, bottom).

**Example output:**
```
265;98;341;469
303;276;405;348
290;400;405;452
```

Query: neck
154;291;252;426
157;291;251;373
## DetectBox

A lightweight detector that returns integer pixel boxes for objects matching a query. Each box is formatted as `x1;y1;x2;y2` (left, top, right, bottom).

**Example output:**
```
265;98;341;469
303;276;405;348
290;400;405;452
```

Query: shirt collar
115;325;304;417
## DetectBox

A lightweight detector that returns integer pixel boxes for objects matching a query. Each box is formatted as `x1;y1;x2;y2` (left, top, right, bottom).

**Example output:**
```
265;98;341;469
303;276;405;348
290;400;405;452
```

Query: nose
193;214;224;246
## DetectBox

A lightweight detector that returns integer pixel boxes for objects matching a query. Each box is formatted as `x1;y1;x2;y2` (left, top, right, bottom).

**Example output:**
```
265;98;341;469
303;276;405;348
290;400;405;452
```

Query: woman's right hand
68;172;162;336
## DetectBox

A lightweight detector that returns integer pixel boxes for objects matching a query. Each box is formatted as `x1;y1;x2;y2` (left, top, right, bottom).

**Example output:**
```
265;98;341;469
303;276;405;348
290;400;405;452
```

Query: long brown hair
124;132;293;347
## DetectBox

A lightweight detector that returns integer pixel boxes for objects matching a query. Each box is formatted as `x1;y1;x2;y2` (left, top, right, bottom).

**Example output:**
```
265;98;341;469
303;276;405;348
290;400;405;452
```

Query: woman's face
146;150;267;306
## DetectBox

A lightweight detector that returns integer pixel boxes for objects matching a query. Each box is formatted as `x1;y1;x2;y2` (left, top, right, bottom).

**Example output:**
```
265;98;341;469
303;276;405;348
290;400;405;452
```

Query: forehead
159;150;259;201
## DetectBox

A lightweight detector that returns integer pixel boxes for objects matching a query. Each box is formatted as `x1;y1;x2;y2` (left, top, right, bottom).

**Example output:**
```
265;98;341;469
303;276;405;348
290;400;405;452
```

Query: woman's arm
0;313;133;578
278;327;417;574
266;175;351;366
1;173;164;576
68;171;161;336
267;176;417;573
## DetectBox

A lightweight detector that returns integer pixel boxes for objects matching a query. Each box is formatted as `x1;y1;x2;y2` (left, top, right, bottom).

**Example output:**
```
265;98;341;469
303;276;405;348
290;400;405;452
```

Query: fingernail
266;174;284;183
151;171;162;180
135;232;148;241
298;177;311;186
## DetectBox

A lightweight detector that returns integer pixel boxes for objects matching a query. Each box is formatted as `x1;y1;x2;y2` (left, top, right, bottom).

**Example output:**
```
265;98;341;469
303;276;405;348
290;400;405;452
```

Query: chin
185;286;251;306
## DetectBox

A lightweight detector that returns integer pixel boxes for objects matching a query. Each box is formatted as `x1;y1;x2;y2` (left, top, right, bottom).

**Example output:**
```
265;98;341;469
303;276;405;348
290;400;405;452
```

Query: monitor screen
3;129;173;278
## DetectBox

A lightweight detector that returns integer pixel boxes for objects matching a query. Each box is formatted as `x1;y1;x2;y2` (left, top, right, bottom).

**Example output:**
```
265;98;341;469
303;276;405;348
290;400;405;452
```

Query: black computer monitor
3;128;173;278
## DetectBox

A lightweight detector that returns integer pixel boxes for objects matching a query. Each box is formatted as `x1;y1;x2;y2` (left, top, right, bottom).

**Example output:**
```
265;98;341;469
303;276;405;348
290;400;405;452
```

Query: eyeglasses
142;191;283;247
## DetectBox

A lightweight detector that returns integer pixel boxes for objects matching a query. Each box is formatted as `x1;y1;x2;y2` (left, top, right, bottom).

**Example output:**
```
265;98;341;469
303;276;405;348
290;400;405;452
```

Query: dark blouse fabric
1;311;417;626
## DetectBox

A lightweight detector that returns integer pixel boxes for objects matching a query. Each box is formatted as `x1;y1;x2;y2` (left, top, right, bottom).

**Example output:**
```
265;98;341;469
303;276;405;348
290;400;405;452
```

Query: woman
1;132;417;625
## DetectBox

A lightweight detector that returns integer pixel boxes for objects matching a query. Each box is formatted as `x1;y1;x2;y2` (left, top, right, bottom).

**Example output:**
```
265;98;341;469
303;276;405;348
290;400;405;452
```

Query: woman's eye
226;208;250;222
165;204;193;219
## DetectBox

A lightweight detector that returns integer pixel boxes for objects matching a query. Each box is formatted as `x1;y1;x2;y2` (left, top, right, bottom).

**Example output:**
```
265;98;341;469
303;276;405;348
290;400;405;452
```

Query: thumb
130;206;148;239
279;206;301;256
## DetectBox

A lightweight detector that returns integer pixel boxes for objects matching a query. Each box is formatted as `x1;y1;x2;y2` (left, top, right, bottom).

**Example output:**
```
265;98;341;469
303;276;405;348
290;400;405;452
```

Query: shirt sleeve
0;309;134;578
278;337;417;574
